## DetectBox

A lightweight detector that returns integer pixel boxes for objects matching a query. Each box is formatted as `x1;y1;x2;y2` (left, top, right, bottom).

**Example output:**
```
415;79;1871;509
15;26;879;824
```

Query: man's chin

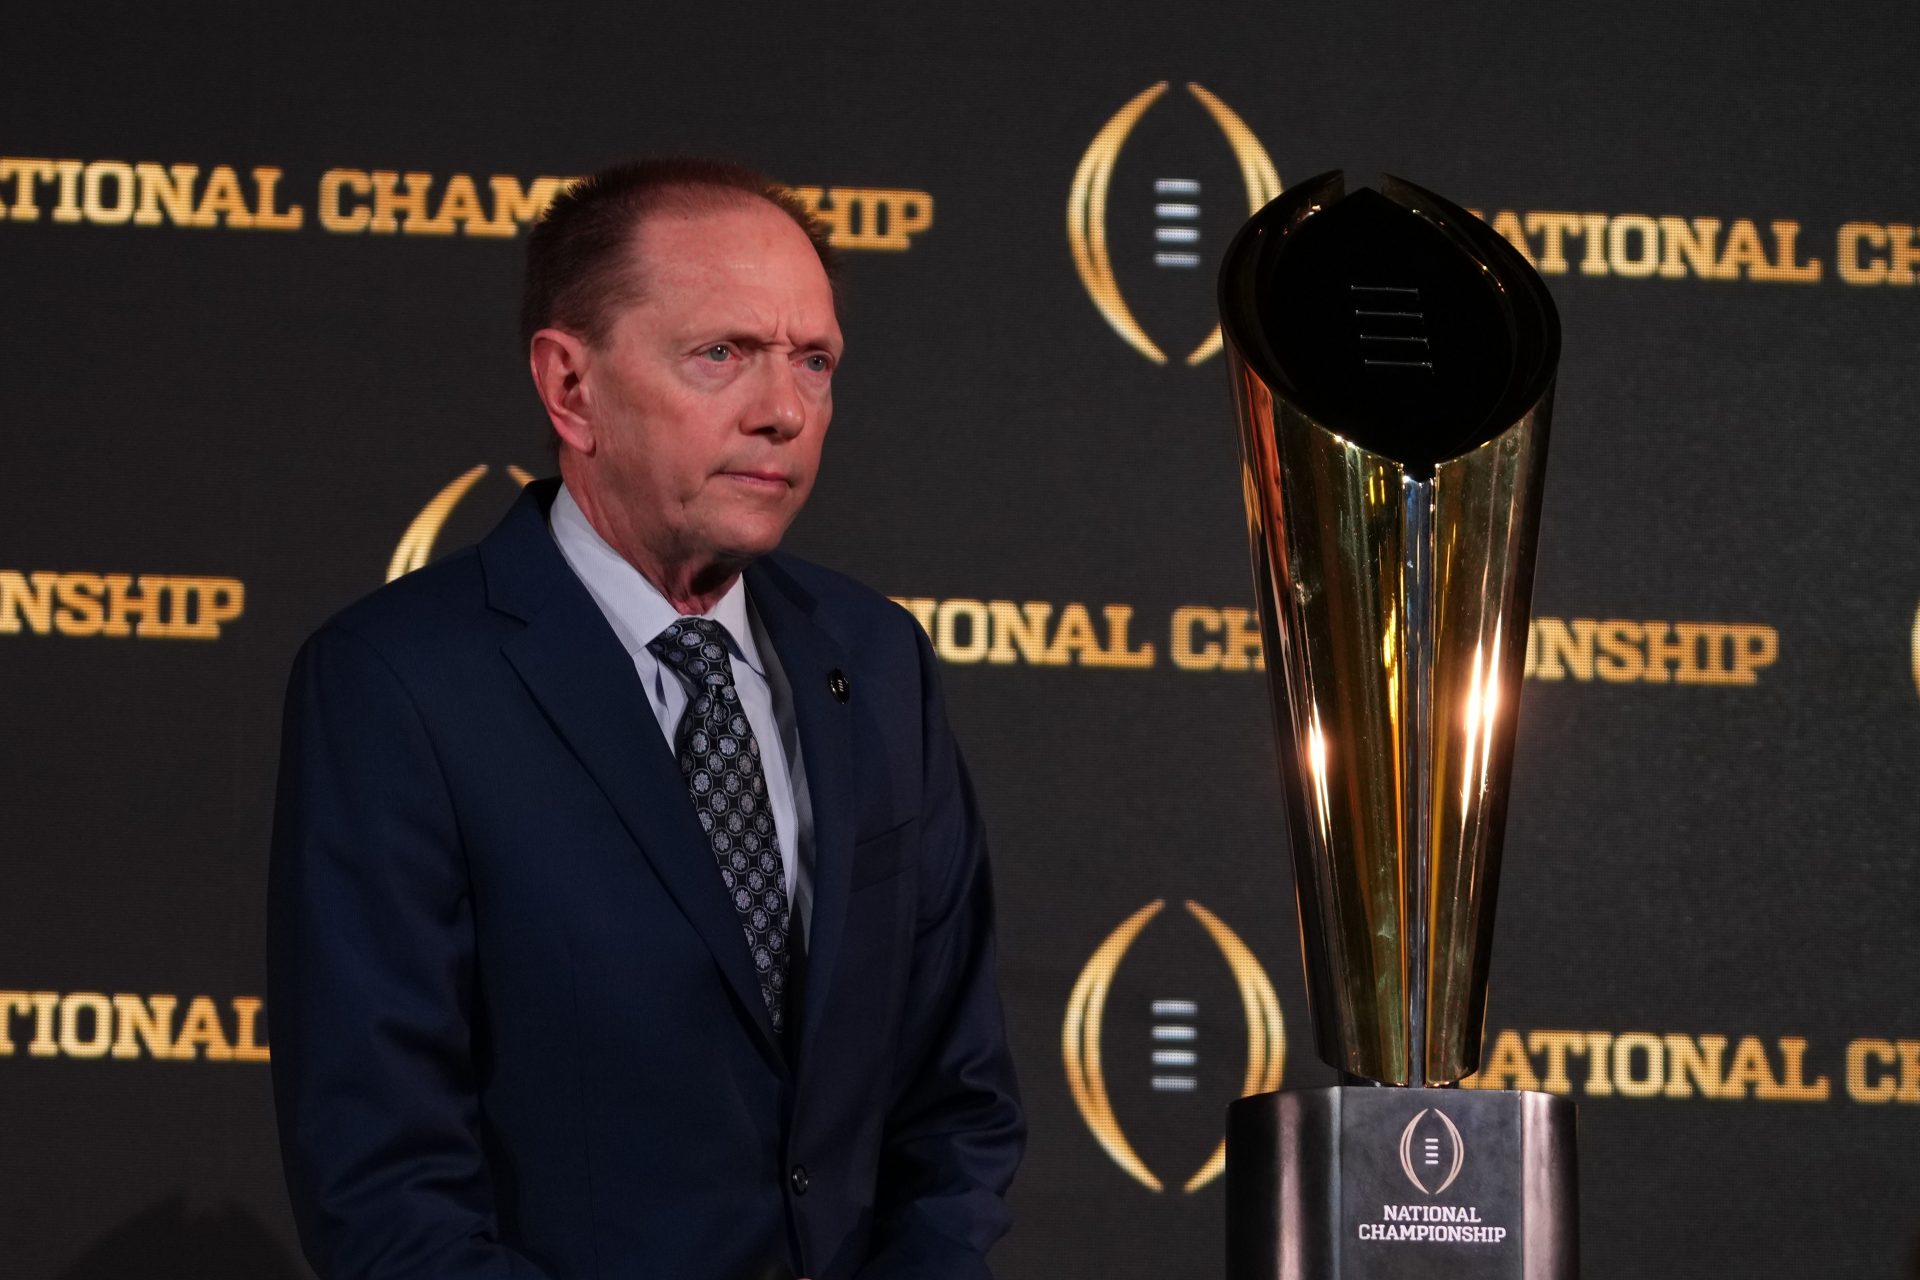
710;520;798;569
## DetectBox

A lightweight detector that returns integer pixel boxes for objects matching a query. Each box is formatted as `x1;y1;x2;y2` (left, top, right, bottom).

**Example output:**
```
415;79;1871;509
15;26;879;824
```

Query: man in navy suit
268;159;1024;1279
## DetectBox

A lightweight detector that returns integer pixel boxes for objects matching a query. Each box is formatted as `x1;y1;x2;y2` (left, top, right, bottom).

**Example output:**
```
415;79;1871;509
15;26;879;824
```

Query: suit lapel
482;482;784;1062
744;558;855;1073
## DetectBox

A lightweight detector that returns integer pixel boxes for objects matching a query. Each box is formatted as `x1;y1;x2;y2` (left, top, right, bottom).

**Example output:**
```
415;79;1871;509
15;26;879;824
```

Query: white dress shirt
549;484;813;934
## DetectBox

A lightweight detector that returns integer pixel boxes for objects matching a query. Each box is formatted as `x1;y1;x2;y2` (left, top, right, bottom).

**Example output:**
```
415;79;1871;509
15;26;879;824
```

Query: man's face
580;200;842;581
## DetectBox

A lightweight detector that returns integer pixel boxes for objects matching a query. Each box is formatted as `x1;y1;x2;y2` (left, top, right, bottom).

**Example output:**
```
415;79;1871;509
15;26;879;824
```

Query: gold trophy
1218;172;1575;1280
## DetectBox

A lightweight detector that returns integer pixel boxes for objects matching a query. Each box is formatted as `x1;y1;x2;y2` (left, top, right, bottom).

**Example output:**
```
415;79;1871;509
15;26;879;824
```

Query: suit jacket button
827;671;850;703
789;1164;809;1195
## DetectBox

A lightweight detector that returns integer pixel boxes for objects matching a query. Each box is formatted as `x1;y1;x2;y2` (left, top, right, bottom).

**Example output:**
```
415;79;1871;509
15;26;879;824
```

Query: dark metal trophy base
1227;1087;1577;1280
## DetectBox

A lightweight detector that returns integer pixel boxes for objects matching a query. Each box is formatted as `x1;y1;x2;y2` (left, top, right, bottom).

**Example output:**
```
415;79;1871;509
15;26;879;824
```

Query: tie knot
647;617;738;692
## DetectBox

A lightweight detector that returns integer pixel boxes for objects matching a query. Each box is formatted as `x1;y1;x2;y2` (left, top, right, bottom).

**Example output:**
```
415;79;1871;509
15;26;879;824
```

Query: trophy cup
1217;171;1575;1280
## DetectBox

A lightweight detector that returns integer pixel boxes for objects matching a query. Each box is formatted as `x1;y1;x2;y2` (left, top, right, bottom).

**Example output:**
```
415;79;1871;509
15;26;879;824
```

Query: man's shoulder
756;549;926;659
303;547;502;669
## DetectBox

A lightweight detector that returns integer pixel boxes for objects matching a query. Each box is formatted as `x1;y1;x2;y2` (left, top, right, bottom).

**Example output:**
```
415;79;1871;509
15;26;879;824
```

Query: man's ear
529;328;597;455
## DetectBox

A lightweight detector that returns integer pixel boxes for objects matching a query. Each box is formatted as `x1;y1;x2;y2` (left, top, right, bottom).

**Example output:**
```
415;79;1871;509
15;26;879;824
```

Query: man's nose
748;360;806;439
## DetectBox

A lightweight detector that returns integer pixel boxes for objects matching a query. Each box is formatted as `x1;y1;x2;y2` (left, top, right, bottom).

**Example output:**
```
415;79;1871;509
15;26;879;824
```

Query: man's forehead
623;204;839;336
630;202;821;281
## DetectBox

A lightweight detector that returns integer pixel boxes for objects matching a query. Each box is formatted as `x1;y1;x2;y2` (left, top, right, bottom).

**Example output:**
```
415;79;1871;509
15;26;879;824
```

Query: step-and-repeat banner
4;4;1917;1277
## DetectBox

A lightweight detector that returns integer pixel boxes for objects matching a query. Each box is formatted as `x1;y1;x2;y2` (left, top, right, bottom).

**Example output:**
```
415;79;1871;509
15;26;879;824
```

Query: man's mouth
720;469;791;491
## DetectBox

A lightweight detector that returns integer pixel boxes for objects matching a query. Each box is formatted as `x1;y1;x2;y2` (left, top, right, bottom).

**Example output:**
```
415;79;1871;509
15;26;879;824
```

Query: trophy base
1226;1086;1577;1280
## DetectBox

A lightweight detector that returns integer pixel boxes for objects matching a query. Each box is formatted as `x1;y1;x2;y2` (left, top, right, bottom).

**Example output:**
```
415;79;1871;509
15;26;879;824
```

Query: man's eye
803;355;832;373
703;345;732;362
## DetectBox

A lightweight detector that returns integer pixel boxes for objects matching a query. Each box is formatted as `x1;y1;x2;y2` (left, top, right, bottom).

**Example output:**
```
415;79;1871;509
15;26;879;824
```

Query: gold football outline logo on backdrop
1062;899;1285;1193
388;463;536;582
1910;601;1919;702
1067;82;1282;366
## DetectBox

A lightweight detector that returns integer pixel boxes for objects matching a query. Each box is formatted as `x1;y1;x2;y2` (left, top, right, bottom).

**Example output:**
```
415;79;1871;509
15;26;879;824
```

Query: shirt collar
549;482;768;678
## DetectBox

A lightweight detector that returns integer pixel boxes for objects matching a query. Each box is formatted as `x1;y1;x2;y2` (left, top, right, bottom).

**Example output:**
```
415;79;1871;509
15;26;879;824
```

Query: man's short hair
519;157;839;350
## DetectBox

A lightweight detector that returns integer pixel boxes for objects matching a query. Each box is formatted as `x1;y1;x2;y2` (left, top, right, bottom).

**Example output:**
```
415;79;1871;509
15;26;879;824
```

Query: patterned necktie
647;617;791;1032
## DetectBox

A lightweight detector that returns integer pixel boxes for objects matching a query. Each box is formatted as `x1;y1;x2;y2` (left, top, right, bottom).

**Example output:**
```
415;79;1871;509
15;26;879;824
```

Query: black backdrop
4;4;1919;1276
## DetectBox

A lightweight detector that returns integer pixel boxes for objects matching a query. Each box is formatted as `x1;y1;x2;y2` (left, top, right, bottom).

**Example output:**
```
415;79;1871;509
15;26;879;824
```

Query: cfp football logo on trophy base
388;464;536;582
1062;900;1285;1193
1068;82;1282;367
1397;1108;1466;1196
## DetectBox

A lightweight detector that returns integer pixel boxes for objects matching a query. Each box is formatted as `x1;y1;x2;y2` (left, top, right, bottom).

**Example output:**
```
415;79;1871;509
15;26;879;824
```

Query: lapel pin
827;670;850;703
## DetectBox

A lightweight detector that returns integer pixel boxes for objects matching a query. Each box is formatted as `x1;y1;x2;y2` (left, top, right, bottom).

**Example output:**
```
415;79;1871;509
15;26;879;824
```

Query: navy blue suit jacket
268;479;1023;1279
